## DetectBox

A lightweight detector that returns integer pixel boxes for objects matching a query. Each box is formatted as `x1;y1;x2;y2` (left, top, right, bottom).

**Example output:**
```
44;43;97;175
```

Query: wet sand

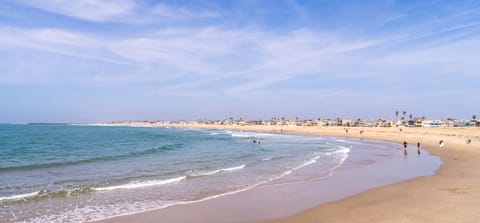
93;124;480;223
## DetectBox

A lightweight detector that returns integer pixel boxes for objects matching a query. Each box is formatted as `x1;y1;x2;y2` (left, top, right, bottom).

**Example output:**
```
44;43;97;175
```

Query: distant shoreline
27;123;72;125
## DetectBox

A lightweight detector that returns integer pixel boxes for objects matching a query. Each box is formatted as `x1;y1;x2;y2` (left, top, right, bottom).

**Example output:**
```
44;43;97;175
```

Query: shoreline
91;124;479;223
260;127;480;223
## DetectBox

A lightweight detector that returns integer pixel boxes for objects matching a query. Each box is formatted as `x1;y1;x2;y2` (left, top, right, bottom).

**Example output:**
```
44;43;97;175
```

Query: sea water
0;124;439;222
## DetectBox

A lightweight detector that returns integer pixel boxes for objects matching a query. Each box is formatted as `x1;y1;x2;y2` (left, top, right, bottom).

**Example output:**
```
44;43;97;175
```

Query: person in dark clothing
417;142;421;155
403;141;408;155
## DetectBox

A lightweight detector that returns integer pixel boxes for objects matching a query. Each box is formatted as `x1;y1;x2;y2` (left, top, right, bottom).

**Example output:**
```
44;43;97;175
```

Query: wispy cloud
18;0;137;22
16;0;220;23
108;27;385;93
151;3;220;20
0;27;129;65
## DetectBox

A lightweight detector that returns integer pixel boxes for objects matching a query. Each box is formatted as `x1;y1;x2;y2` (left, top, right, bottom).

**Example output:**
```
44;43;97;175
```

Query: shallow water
0;124;440;222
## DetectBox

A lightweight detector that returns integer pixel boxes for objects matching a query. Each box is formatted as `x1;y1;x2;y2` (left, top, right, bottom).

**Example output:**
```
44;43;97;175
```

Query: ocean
0;124;440;222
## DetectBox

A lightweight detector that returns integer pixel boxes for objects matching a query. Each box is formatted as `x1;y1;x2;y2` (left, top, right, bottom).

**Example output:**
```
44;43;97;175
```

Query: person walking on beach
417;142;421;155
403;141;408;155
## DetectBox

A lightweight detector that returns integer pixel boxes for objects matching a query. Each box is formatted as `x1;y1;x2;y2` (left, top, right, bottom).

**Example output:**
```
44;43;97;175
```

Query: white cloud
19;0;137;22
106;27;388;96
0;25;388;90
0;27;129;65
151;3;220;20
17;0;220;23
1;20;478;98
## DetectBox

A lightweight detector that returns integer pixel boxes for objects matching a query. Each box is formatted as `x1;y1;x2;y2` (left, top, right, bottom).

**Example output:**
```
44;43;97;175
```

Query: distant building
470;119;480;127
422;120;440;127
422;120;453;127
341;119;353;127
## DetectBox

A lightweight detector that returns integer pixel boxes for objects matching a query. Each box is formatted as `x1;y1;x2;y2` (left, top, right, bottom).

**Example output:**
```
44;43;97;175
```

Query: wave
1;163;246;204
231;133;254;138
335;139;349;143
187;164;246;178
223;130;284;139
324;145;351;156
0;144;181;172
0;191;39;202
278;155;321;177
0;176;187;205
222;164;246;172
0;187;94;205
160;153;350;218
262;156;282;161
93;176;186;191
270;145;351;183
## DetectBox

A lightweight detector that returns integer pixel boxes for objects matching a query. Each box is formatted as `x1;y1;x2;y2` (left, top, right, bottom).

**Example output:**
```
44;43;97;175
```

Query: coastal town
106;114;479;128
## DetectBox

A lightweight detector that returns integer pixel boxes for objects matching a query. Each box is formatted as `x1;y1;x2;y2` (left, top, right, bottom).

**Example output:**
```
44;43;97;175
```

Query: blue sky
0;0;479;123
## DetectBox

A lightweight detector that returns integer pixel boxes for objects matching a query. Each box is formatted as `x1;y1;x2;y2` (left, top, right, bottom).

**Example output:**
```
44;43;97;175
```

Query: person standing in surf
403;141;408;155
417;142;421;155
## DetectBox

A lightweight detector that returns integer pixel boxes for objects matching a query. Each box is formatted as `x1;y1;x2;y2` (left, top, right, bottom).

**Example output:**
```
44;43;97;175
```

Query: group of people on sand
343;128;365;134
403;141;421;155
403;139;449;155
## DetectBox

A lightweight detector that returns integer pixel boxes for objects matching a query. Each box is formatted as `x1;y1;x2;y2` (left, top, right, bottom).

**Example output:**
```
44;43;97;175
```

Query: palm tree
402;111;407;119
395;111;399;121
473;115;477;120
409;114;413;120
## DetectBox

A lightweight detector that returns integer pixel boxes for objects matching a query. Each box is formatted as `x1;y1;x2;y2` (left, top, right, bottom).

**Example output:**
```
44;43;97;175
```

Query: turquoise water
0;124;438;222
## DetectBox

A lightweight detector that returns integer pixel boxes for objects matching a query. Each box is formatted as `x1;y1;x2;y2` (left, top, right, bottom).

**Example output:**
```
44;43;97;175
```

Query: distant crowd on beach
341;127;474;156
399;138;472;156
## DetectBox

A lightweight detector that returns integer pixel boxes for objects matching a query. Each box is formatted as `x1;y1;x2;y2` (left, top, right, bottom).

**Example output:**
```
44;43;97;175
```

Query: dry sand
94;123;480;223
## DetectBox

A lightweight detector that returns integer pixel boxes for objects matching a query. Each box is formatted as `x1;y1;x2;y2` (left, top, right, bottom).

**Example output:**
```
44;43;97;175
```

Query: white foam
0;191;39;202
221;164;246;172
226;130;284;139
231;133;253;138
93;176;186;191
274;155;321;180
324;146;351;156
272;144;351;183
189;164;246;177
48;151;350;223
335;139;348;143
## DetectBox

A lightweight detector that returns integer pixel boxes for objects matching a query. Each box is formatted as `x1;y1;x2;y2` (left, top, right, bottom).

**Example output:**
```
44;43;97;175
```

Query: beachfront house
364;120;374;127
314;119;327;126
342;119;353;127
408;120;415;127
354;119;366;127
453;119;466;127
422;120;453;127
326;119;338;126
441;120;454;127
422;120;441;127
470;119;479;127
